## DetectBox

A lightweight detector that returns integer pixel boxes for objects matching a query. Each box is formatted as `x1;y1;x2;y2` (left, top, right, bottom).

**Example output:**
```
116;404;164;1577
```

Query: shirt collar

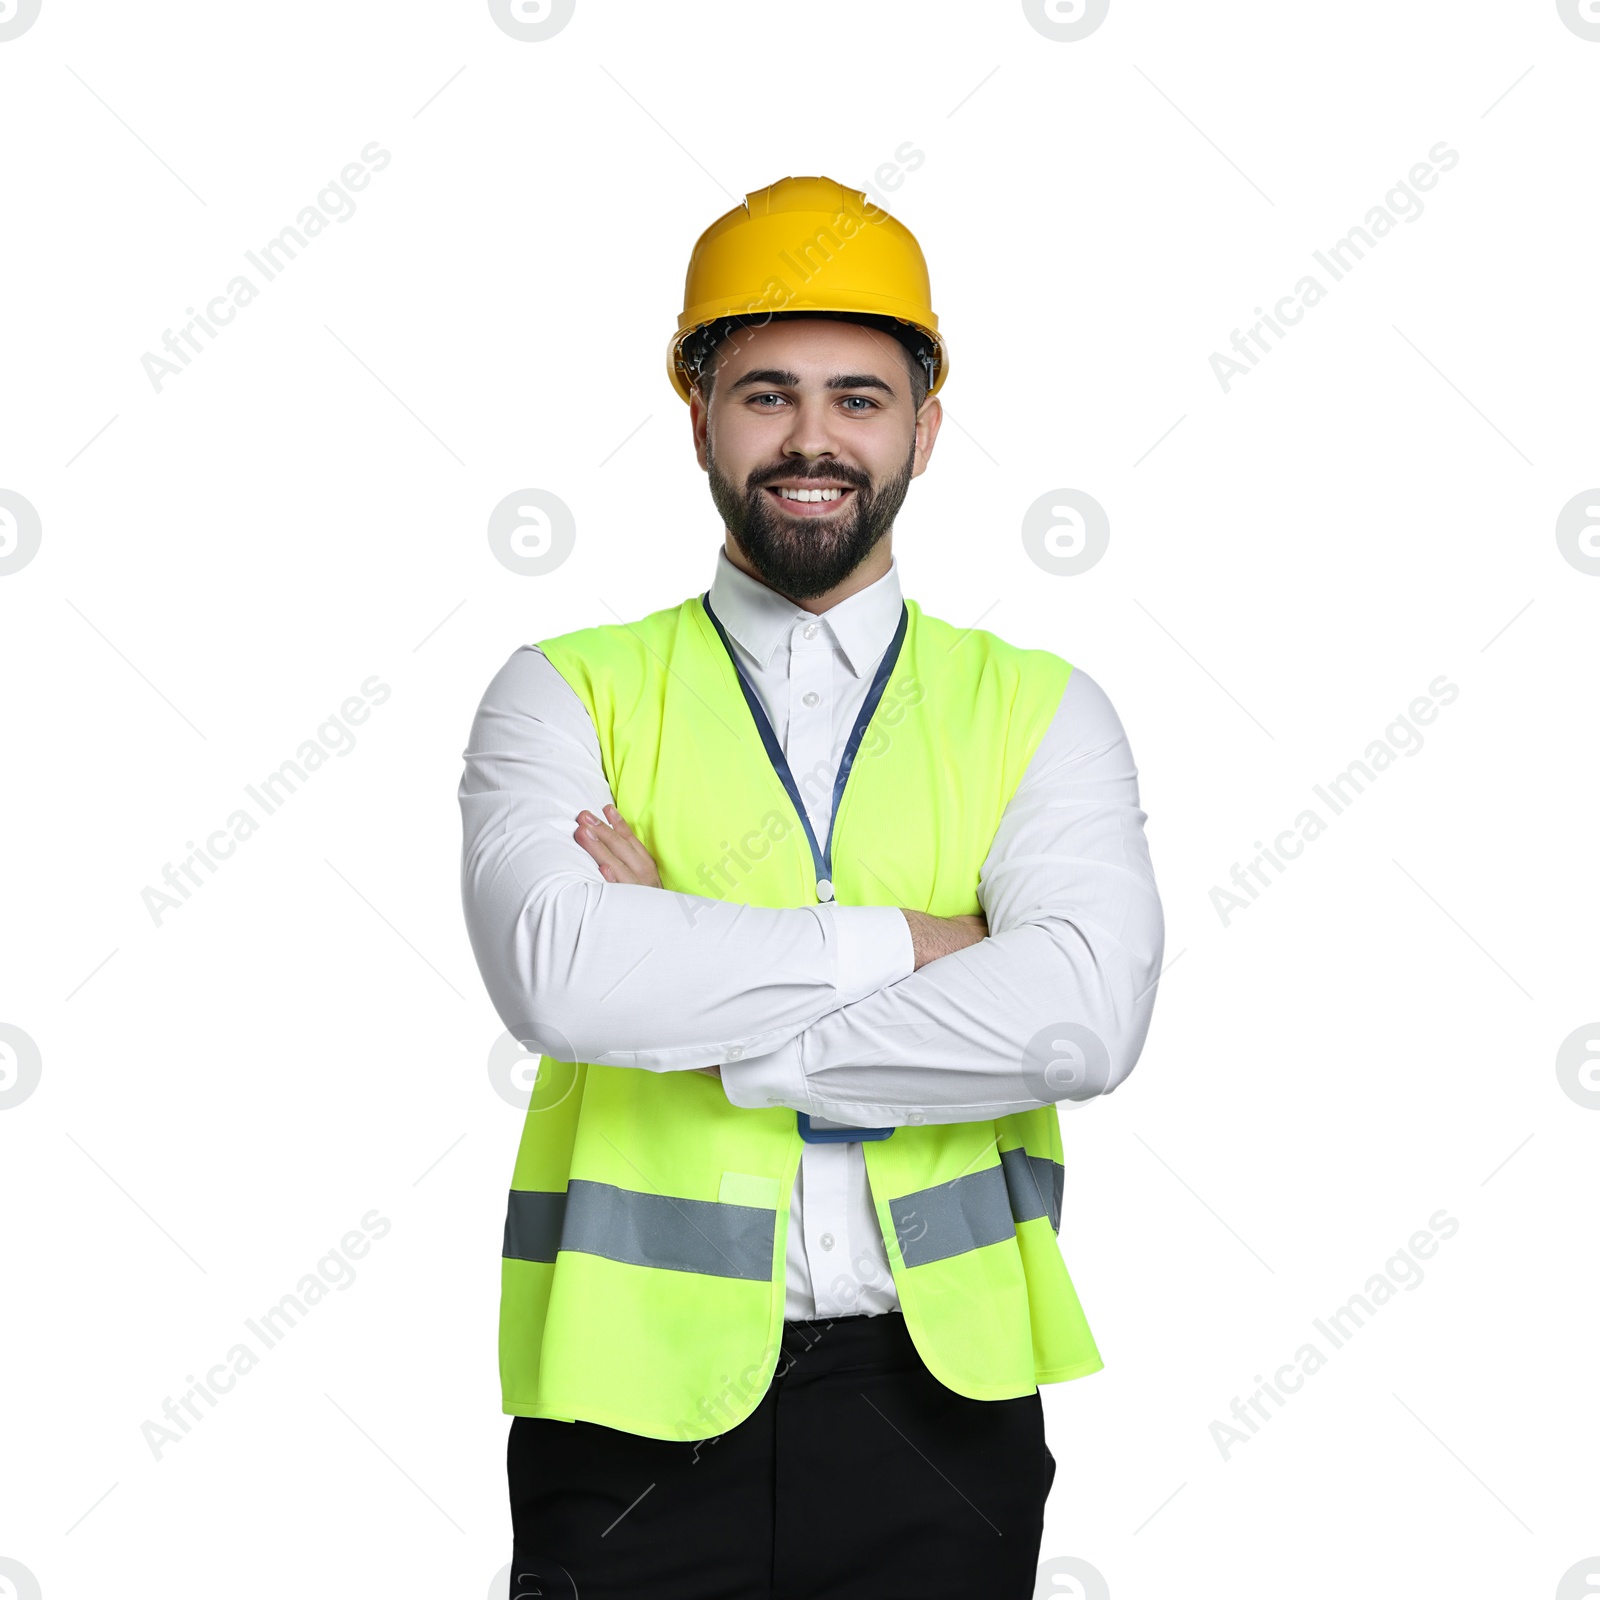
706;544;903;679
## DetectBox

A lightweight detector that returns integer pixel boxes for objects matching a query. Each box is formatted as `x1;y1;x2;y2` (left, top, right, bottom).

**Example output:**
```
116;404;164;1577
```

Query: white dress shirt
458;546;1164;1321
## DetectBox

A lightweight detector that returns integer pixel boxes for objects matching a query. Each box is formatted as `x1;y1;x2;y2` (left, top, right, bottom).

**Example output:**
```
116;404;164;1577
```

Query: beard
706;437;916;601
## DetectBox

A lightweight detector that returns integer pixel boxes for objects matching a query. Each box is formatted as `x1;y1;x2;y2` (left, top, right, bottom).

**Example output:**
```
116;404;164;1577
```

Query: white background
2;2;1597;1597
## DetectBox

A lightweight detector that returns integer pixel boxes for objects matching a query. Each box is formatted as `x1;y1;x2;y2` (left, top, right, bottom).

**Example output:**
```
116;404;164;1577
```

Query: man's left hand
575;804;662;889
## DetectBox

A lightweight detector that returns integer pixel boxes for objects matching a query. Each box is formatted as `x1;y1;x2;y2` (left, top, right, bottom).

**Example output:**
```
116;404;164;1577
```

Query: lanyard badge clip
796;1111;895;1143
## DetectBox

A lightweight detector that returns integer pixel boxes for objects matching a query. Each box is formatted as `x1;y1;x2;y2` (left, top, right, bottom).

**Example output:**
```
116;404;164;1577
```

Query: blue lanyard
701;590;907;1143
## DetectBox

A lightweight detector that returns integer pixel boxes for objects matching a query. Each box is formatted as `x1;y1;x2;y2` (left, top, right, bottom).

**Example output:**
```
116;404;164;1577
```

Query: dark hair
684;310;933;411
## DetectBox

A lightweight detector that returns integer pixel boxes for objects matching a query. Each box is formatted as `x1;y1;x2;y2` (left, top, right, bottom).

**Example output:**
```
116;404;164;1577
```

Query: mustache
747;463;872;492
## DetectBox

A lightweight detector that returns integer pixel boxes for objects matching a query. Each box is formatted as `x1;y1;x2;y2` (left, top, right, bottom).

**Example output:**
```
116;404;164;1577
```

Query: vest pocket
719;1170;783;1209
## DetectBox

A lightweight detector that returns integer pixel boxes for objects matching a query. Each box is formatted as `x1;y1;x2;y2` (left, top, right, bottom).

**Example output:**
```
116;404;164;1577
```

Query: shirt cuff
828;903;914;1005
719;1034;808;1112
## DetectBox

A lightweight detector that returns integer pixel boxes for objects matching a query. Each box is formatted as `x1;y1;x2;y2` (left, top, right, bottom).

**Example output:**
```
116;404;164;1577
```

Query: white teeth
776;487;845;502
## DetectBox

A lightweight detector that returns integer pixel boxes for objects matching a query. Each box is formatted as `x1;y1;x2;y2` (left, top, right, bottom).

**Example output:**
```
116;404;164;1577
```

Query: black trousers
507;1310;1055;1600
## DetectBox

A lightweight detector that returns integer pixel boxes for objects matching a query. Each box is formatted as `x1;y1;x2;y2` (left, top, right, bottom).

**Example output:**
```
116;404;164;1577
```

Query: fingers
602;804;641;844
575;811;631;884
596;805;652;879
575;806;657;887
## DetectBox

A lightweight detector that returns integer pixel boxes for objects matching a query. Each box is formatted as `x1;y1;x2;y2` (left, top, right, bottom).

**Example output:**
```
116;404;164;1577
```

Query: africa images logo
0;0;42;42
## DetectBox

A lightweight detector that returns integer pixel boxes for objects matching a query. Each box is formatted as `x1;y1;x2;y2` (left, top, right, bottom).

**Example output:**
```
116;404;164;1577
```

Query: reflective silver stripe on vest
1000;1146;1064;1234
503;1180;774;1281
890;1151;1066;1268
890;1165;1016;1268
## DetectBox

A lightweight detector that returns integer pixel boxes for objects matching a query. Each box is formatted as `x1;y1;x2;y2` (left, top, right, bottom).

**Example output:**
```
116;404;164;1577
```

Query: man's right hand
900;909;989;970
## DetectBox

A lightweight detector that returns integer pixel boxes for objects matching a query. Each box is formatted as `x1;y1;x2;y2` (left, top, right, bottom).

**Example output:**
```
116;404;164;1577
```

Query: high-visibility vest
500;589;1103;1440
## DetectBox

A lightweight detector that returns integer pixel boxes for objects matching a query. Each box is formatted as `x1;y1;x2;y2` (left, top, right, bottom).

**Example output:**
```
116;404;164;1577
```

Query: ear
690;387;710;471
910;395;943;480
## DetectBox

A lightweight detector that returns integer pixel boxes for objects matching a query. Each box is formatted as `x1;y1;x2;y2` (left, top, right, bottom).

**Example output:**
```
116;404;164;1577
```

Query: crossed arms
458;645;1165;1129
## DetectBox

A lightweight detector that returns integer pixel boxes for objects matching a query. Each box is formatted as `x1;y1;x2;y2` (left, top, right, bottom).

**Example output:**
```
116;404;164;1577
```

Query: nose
779;392;842;464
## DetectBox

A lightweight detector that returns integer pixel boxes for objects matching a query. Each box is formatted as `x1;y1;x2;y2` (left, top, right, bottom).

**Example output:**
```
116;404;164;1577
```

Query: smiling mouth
764;485;856;516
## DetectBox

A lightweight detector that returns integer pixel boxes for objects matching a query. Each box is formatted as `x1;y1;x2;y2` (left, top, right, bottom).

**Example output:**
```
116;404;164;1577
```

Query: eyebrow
728;368;897;396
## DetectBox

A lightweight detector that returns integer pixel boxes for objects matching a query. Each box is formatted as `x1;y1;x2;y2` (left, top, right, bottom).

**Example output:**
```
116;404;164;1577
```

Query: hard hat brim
668;304;947;404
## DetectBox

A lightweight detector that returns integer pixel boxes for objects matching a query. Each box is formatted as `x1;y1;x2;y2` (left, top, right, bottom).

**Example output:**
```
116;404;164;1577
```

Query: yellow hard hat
667;174;946;404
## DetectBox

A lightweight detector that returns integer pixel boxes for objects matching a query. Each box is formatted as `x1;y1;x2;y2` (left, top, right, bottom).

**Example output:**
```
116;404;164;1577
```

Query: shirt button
803;622;819;639
820;1232;835;1250
802;691;820;707
727;1045;744;1059
816;878;834;902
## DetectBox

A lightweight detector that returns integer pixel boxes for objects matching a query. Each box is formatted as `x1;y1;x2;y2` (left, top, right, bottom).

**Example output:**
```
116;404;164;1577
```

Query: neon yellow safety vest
500;589;1103;1439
